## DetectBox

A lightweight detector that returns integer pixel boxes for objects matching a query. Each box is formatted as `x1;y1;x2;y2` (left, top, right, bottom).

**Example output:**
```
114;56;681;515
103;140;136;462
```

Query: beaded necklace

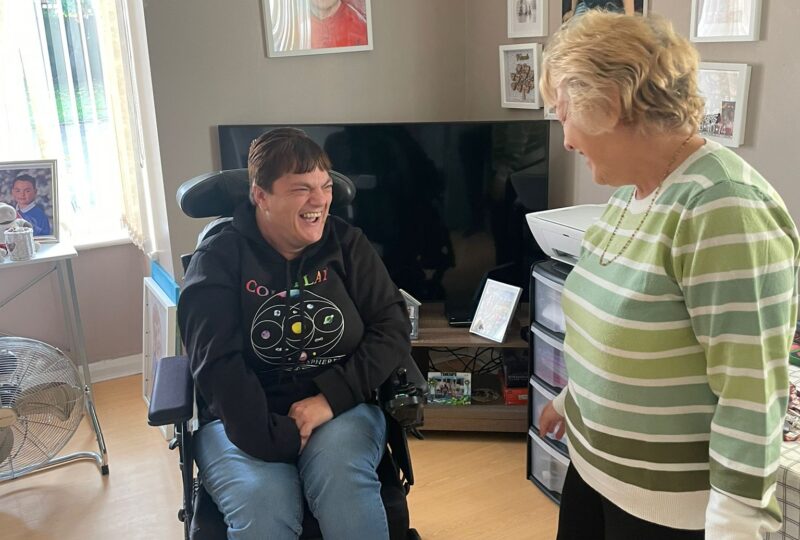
598;133;694;267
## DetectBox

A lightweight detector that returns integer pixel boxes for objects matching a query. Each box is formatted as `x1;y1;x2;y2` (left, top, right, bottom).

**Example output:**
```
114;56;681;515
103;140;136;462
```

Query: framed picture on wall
0;159;58;242
508;0;548;38
690;0;761;42
499;43;542;109
544;105;558;120
697;62;751;147
561;0;647;23
263;0;373;57
142;277;179;438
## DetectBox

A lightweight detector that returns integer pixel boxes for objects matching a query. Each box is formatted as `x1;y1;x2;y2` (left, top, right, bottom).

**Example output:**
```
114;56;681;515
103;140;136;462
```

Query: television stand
412;303;528;433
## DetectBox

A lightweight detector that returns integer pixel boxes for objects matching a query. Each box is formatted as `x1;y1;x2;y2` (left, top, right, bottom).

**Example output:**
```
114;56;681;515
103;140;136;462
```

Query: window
0;0;142;247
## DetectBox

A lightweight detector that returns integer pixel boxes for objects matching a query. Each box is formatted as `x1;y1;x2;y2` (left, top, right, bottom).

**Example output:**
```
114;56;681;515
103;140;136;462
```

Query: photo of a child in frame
0;160;58;241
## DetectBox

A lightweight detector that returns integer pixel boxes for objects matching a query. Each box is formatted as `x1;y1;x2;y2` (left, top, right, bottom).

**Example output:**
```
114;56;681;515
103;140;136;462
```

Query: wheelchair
147;169;425;540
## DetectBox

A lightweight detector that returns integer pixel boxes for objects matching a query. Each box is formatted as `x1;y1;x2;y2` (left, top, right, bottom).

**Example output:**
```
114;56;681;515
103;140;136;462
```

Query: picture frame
508;0;547;38
470;279;523;343
142;277;179;438
263;0;373;58
690;0;761;42
697;62;751;147
562;0;647;23
427;372;472;406
0;159;58;242
544;105;558;120
499;43;542;109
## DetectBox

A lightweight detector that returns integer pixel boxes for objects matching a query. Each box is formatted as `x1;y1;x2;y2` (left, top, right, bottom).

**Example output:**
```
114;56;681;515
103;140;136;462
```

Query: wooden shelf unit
412;303;529;433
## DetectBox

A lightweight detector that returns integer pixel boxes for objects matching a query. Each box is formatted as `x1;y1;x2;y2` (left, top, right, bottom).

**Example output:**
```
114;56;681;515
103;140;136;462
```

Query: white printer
526;204;605;266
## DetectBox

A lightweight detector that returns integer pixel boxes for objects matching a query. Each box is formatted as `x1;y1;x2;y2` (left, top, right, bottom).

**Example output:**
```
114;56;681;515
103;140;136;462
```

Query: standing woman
538;11;800;539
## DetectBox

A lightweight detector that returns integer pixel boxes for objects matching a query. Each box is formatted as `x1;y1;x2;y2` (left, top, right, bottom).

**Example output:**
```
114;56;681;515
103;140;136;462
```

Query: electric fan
0;336;85;480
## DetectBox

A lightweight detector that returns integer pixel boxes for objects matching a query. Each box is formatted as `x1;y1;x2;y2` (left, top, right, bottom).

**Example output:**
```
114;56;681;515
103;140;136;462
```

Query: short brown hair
540;12;704;135
247;127;331;202
13;174;36;189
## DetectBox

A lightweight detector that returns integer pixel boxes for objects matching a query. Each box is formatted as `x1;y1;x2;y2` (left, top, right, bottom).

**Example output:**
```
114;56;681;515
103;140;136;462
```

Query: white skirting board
88;354;142;382
88;353;180;440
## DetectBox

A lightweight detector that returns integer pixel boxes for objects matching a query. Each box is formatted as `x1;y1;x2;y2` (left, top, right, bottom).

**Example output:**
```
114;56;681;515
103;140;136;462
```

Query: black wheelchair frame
147;168;425;539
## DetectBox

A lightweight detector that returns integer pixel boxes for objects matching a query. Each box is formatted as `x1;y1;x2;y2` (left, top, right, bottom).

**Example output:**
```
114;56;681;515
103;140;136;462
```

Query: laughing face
253;168;333;260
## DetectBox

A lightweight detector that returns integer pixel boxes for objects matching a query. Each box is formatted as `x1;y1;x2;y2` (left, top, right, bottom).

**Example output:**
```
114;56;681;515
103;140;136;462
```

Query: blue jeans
195;403;389;540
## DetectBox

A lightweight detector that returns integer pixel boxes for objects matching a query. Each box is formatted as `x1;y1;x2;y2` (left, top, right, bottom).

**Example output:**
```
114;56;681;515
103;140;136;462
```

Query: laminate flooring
0;375;558;539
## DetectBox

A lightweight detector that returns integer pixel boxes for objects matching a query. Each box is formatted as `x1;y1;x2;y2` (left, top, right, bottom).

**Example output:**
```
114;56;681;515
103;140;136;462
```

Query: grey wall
0;244;148;363
146;0;800;276
464;0;800;216
11;0;784;366
143;0;466;276
650;0;800;224
464;0;578;208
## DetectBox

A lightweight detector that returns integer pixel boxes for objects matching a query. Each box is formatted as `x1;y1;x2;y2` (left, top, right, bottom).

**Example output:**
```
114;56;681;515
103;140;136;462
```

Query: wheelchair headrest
177;168;357;218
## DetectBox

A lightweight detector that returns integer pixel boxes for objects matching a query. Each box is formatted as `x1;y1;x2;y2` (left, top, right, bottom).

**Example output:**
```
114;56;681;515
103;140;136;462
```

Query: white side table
0;242;109;477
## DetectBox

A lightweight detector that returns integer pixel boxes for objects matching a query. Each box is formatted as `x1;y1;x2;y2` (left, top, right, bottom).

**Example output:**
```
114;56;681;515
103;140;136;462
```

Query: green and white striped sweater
553;140;800;536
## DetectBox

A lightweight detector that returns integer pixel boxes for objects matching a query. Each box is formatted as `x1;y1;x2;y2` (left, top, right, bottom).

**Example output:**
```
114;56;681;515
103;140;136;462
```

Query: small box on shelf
499;369;528;405
400;289;422;340
502;349;529;388
502;381;528;406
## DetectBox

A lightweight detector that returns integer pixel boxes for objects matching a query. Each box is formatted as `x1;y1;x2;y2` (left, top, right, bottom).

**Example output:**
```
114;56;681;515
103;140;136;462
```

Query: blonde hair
540;11;704;135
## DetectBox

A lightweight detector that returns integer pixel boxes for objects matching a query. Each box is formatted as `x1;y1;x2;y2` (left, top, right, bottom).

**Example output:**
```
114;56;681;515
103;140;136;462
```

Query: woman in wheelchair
178;127;412;539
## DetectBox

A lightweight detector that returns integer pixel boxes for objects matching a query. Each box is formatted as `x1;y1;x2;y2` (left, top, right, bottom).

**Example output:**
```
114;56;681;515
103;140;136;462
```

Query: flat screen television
218;121;549;321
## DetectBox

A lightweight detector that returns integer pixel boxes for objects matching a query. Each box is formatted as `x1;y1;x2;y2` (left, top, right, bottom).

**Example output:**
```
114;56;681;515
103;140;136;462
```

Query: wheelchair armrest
380;355;426;429
379;356;425;490
147;355;194;427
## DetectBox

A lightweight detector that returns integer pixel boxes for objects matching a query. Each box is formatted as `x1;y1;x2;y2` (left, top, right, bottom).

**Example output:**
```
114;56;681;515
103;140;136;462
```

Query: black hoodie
178;203;411;463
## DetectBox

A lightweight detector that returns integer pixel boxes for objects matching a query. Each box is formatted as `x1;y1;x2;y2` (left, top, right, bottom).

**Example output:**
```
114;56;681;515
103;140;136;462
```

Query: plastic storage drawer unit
531;321;568;390
530;377;568;447
528;428;570;500
531;260;571;335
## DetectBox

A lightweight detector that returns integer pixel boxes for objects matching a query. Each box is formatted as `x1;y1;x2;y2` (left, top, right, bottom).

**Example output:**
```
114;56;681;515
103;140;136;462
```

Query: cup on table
4;227;35;261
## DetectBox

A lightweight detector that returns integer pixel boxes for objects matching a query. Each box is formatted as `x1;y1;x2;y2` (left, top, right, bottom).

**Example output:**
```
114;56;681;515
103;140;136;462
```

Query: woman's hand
289;394;334;444
539;400;566;440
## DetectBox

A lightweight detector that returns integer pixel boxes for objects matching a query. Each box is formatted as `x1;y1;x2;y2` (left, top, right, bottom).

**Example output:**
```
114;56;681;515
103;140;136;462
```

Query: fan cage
0;337;85;480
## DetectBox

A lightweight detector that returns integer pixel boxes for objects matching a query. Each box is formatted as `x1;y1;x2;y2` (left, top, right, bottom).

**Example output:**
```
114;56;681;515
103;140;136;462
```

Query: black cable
425;346;508;375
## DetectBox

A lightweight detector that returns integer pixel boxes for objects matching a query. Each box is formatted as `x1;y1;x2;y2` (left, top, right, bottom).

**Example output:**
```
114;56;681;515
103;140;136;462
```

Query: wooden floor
0;375;558;539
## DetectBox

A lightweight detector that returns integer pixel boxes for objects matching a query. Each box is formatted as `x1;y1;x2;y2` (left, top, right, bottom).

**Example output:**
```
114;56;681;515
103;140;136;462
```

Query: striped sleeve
671;180;799;533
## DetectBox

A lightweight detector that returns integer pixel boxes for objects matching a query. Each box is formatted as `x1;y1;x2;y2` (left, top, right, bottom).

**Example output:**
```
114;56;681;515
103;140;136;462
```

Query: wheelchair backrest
177;168;356;273
180;217;234;274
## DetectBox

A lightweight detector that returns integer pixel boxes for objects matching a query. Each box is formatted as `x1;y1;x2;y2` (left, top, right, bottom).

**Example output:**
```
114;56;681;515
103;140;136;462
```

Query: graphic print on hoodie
247;268;347;370
179;201;412;462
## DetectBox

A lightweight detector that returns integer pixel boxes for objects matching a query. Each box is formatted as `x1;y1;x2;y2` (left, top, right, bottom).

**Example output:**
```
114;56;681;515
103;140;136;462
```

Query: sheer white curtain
0;0;151;251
